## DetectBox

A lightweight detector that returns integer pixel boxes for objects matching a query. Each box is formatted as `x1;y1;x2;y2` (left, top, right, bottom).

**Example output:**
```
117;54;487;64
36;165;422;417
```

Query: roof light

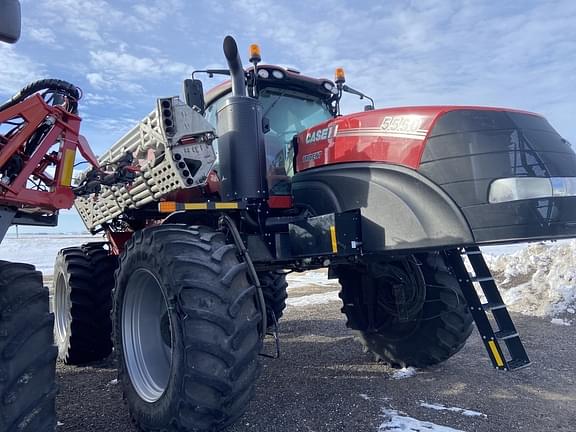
323;81;335;93
335;67;346;84
271;69;285;79
257;68;270;79
249;43;261;62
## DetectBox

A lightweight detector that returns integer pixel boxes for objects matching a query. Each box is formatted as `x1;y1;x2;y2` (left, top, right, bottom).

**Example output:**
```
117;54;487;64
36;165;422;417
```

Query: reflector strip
60;149;76;187
330;225;338;253
488;340;505;368
215;202;239;209
184;203;208;210
158;201;177;213
158;201;242;213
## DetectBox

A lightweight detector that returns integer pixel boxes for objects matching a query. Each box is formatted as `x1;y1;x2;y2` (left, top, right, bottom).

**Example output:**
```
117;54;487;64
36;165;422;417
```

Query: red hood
295;105;542;172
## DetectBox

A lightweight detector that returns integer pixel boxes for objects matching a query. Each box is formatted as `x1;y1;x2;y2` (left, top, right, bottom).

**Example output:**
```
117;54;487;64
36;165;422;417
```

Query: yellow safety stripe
215;202;239;209
184;203;208;210
488;340;505;368
330;225;338;253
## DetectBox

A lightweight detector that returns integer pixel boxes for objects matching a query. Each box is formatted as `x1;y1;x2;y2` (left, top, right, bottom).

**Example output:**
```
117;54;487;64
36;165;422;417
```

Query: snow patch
0;235;98;274
286;290;340;307
391;367;417;380
419;402;487;418
478;241;576;323
359;393;371;401
286;269;338;290
550;318;571;326
379;409;465;432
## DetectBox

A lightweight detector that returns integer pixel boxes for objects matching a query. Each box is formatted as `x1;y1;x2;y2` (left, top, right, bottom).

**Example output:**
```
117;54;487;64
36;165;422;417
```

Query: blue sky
2;0;575;233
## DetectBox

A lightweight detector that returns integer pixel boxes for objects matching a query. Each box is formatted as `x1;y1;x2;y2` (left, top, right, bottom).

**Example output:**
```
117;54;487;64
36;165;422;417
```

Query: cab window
205;88;332;194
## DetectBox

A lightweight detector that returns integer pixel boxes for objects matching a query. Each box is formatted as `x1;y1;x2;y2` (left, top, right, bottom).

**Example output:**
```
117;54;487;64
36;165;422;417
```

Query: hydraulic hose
0;79;80;112
223;36;246;97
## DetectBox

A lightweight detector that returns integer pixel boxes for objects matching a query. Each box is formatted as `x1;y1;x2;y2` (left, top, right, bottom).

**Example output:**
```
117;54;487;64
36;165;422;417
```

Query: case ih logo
305;125;338;144
380;115;428;138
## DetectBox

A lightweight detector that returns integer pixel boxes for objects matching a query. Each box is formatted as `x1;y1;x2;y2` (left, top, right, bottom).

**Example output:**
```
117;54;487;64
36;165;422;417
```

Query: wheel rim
122;268;173;403
370;258;427;335
54;274;71;344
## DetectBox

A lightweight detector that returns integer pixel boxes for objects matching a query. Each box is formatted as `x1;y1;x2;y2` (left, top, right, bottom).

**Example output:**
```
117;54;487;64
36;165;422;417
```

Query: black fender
292;163;474;252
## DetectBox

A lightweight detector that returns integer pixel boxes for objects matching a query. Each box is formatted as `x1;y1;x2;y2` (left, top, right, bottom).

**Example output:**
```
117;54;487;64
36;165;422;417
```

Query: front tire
113;224;262;432
337;252;473;368
0;261;57;432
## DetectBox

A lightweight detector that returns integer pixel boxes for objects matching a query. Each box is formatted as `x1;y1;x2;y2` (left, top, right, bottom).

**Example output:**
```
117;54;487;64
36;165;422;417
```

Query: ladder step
482;302;507;311
507;358;531;370
463;249;482;255
470;275;494;283
494;330;519;340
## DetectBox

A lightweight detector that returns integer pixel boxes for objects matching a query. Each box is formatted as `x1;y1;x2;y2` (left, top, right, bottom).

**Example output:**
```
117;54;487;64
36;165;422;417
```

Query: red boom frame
0;93;99;212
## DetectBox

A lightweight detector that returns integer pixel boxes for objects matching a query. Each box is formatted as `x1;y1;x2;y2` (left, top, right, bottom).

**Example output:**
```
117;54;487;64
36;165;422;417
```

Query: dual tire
53;226;281;431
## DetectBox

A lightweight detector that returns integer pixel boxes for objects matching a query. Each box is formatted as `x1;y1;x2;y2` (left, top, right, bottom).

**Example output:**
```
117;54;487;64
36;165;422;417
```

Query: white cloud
0;45;44;96
132;0;185;25
86;49;193;93
86;72;108;88
27;27;57;45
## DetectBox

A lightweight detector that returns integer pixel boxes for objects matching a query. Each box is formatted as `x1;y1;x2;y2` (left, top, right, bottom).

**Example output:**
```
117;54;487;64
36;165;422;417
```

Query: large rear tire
113;224;262;432
0;261;57;432
53;243;117;364
337;252;473;368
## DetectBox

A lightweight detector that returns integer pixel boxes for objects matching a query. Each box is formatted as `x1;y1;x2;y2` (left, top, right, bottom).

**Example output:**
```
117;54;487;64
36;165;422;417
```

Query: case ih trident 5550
50;36;576;431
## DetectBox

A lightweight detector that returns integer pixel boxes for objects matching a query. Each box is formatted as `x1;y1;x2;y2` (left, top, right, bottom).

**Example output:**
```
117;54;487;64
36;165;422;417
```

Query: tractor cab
202;65;337;195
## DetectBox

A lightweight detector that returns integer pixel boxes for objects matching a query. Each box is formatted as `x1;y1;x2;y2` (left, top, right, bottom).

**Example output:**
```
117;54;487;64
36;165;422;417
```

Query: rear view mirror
0;0;21;44
182;79;205;114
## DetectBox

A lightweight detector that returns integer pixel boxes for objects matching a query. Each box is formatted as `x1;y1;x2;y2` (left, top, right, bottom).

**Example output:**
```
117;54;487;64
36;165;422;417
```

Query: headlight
488;177;576;203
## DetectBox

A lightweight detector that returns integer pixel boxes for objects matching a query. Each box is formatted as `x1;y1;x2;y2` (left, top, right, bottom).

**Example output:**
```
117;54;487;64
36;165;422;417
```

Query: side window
204;96;228;169
204;99;222;127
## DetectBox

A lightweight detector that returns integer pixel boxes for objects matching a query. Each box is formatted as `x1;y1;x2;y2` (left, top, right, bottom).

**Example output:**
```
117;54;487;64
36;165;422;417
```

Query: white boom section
75;96;216;230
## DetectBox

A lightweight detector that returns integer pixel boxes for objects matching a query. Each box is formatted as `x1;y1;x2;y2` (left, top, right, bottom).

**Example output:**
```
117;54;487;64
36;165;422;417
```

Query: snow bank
286;269;337;289
483;241;576;323
285;291;340;307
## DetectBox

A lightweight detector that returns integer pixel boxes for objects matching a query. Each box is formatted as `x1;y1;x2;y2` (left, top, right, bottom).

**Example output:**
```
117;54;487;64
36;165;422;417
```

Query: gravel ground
56;294;576;432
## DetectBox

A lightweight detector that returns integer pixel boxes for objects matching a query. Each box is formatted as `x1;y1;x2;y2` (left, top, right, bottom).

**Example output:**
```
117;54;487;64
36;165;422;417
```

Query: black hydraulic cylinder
217;96;268;201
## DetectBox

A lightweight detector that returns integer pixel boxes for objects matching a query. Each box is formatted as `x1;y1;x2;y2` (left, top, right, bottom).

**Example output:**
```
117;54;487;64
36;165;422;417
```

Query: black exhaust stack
217;36;268;201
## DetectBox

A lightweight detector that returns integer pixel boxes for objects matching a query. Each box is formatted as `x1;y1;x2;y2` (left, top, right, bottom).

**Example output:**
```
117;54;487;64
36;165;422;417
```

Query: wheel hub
122;268;173;403
54;274;71;345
